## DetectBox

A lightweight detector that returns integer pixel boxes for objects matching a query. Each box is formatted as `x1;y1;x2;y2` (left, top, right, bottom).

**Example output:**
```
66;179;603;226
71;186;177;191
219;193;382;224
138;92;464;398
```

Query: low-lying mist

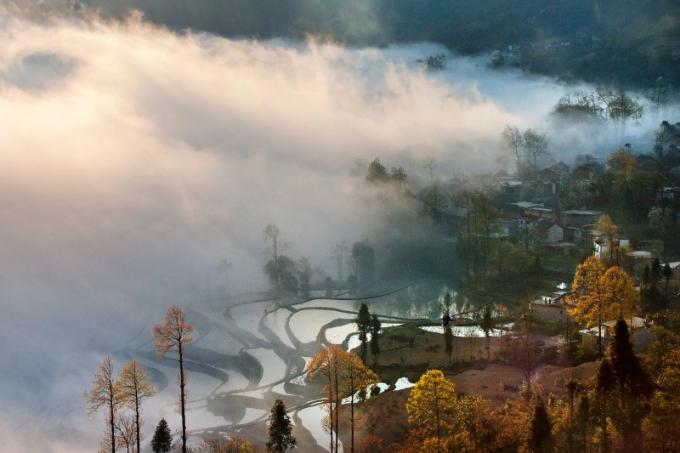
0;9;675;451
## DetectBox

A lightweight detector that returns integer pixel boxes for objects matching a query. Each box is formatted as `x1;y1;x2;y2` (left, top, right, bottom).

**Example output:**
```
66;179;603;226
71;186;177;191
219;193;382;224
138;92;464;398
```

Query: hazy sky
0;9;673;451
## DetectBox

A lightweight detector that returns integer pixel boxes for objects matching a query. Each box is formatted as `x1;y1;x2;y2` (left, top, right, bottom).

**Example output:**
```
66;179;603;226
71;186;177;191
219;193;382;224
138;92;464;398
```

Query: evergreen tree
356;303;371;361
528;400;552;452
267;399;296;453
480;305;494;361
662;263;673;294
151;419;172;453
596;359;615;453
575;394;591;452
608;320;653;450
370;314;381;359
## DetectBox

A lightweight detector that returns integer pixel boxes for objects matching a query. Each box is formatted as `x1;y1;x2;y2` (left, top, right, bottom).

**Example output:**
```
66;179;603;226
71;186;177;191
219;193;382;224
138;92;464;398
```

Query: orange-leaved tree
153;306;193;453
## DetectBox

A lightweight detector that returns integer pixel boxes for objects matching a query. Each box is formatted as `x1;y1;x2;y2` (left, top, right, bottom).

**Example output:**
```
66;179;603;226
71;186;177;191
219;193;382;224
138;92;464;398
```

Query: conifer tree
356;303;371;361
480;305;494;361
370;314;381;359
528;400;551;453
267;399;296;453
596;359;615;453
151;418;172;453
608;320;653;450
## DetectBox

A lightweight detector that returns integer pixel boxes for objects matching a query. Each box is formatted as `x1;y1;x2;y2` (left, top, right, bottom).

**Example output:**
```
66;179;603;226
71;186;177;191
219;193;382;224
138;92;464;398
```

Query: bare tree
501;125;524;172
86;356;120;453
523;129;549;173
115;414;137;453
330;241;348;282
263;224;281;261
153;306;193;453
118;360;156;453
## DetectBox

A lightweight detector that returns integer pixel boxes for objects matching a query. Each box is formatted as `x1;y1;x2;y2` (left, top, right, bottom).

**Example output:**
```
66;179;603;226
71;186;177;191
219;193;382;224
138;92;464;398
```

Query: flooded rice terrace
123;284;496;450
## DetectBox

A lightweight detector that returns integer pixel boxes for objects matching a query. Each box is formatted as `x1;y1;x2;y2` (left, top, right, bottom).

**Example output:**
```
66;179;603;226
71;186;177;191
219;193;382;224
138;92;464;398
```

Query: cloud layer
0;10;673;451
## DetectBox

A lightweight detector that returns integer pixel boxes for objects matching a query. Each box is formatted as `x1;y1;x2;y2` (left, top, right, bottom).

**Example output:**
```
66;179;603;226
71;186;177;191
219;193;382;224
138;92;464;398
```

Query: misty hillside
14;0;680;87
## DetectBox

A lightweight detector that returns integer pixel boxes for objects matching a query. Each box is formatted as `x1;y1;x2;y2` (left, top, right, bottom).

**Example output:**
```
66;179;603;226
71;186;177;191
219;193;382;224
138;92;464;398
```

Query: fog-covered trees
118;360;156;453
151;419;172;453
267;399;296;453
499;126;549;176
86;356;120;453
153;306;193;453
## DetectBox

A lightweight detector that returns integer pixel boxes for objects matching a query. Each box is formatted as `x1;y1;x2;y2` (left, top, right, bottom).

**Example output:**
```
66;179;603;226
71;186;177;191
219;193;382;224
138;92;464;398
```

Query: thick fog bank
0;11;675;451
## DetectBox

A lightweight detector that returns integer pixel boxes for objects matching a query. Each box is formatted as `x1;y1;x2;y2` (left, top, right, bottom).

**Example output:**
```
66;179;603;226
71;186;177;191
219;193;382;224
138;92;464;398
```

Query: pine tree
480;305;494;361
151;419;172;453
356;303;371;361
596;359;615;453
528;400;551;453
370;314;381;359
608;320;653;450
267;399;296;453
575;394;591;452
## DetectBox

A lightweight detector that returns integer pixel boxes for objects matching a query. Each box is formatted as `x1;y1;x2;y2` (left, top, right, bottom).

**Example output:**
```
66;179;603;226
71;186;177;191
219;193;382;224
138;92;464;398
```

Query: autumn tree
307;345;344;452
340;352;379;452
406;369;458;453
115;414;137;453
267;399;296;453
153;306;193;453
643;347;680;452
594;214;619;264
86;356;120;453
568;257;606;358
528;400;552;453
118;360;156;453
202;436;256;453
597;267;637;322
151;418;172;453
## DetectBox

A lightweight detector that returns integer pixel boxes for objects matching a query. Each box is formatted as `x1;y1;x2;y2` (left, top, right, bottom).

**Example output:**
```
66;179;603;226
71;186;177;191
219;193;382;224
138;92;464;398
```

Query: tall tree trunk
328;374;334;453
334;362;339;453
135;388;140;453
109;382;116;453
434;381;441;453
601;396;608;453
350;374;355;453
179;344;187;453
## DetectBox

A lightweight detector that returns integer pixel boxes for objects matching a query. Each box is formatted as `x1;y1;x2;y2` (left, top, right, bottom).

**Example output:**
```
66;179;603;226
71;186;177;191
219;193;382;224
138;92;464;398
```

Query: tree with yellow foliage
118;360;156;453
644;347;680;452
597;266;637;322
307;345;344;453
594;214;619;264
86;356;120;453
406;369;458;453
568;256;607;358
340;352;378;453
153;306;193;453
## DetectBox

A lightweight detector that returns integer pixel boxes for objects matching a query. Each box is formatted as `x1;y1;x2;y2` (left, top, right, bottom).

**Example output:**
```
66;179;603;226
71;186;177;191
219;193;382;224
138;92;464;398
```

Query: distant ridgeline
39;0;680;88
